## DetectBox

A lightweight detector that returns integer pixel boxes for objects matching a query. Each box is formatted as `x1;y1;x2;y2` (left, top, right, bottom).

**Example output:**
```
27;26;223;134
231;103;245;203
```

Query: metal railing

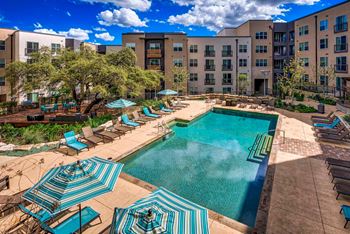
204;50;215;57
334;22;348;33
222;50;233;57
334;43;348;53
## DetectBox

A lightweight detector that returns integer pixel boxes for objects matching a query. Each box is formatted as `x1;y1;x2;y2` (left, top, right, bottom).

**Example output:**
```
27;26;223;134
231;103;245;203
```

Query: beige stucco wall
122;33;145;68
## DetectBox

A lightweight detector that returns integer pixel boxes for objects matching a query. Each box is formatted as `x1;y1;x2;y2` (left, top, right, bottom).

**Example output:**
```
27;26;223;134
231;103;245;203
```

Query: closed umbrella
157;90;178;96
110;187;210;234
106;99;136;109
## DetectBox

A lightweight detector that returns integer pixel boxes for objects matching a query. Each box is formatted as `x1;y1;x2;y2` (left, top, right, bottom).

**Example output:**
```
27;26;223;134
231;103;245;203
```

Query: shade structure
157;89;178;96
106;99;136;109
110;187;210;234
23;156;123;214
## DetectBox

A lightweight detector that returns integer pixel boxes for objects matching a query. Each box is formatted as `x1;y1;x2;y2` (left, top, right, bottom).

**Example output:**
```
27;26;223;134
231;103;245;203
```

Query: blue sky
0;0;346;44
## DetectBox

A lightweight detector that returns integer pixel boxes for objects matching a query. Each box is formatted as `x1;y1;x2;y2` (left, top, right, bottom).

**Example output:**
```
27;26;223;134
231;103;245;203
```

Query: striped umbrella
110;187;209;234
157;89;178;96
23;157;123;233
106;99;136;109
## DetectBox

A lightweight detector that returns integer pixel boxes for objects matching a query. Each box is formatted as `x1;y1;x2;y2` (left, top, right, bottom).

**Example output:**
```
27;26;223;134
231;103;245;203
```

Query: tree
317;65;336;97
5;61;27;99
237;73;249;95
170;66;188;95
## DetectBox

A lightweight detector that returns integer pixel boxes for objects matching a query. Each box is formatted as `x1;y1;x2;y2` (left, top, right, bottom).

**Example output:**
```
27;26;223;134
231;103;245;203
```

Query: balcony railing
205;65;215;71
334;44;348;53
204;80;215;85
25;48;38;55
334;22;348;33
335;64;348;73
222;50;233;57
147;65;162;70
204;50;215;57
147;49;162;58
222;65;233;71
222;81;233;85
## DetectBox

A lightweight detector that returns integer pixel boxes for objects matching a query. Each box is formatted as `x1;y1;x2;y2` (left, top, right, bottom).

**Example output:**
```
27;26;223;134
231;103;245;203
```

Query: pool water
121;109;278;227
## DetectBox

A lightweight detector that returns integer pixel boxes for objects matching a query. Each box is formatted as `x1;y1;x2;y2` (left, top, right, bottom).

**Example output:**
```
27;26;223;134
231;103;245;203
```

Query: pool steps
247;134;273;163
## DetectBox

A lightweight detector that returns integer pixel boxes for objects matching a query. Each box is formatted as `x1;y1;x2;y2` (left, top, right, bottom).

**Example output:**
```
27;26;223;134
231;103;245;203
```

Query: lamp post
261;70;271;96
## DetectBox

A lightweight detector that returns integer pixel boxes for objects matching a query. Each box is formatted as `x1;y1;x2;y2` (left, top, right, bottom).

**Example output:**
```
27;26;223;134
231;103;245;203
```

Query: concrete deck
0;100;349;233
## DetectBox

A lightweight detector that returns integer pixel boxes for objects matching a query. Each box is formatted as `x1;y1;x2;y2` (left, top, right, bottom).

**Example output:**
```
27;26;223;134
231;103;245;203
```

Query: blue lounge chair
314;117;340;129
40;105;48;113
121;114;140;127
19;204;54;223
63;131;88;155
143;107;160;118
51;103;58;112
341;205;350;228
39;206;101;234
159;104;173;113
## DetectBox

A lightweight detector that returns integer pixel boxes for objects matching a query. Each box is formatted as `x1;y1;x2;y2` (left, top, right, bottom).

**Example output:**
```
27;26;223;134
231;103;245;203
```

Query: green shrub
275;99;317;113
344;115;350;124
308;94;336;106
294;104;317;113
136;99;166;110
294;92;305;101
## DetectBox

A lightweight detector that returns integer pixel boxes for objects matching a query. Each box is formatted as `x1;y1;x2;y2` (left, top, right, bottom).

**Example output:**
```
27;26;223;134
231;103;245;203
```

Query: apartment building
294;0;350;94
187;36;251;94
122;32;188;98
97;45;122;54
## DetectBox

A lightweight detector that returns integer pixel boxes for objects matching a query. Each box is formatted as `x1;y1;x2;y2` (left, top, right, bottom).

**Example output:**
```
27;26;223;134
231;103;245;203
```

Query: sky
0;0;346;44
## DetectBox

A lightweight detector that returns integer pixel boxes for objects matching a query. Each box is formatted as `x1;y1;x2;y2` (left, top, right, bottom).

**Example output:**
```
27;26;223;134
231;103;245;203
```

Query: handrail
268;129;285;144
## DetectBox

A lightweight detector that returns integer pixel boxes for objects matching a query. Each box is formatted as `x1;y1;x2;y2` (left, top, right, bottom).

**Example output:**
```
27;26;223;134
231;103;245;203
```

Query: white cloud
67;11;71;16
97;8;147;27
34;28;58;34
169;0;320;31
274;18;287;23
95;32;115;41
93;27;106;31
33;22;42;29
59;28;92;40
14;26;19;30
78;0;151;11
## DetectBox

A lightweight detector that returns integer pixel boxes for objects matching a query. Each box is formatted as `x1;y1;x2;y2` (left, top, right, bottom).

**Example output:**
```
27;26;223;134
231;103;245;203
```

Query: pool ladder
157;121;170;134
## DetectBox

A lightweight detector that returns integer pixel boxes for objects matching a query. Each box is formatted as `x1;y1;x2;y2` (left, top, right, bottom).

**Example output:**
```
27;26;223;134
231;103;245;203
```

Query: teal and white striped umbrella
157;89;178;96
106;99;136;109
110;187;210;234
23;156;123;214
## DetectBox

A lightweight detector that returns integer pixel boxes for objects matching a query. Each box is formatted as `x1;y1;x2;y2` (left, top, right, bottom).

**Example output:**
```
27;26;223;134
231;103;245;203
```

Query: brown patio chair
0;176;9;192
94;126;122;141
311;111;334;121
318;129;350;143
149;106;170;115
326;158;350;170
334;183;350;200
132;111;151;123
170;100;186;108
82;127;104;145
316;123;346;134
0;189;29;217
164;102;180;110
111;119;133;133
330;168;350;183
312;114;336;124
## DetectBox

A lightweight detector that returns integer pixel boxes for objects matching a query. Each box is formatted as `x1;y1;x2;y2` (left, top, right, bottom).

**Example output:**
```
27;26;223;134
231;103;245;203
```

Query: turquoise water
121;109;277;227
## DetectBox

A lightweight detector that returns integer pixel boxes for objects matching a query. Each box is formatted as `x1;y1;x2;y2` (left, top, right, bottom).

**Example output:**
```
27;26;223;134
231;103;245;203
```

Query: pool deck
1;100;350;233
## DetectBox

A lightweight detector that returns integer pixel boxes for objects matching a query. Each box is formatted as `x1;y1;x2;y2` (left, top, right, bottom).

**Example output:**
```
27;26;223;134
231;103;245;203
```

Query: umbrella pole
79;203;82;234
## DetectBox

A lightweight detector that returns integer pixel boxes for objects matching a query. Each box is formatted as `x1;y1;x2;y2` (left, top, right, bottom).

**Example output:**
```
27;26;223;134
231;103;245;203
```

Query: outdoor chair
164;101;180;110
18;204;55;224
159;104;173;113
131;111;148;124
110;119;133;133
340;205;350;228
326;158;350;170
0;190;29;218
132;111;153;122
0;175;9;192
170;100;186;108
63;131;89;155
93;126;122;141
40;105;48;113
39;206;101;234
315;123;346;134
330;167;350;183
317;129;350;143
314;117;340;129
82;127;104;145
121;114;140;127
143;107;160;118
311;112;334;122
149;106;170;115
334;183;350;200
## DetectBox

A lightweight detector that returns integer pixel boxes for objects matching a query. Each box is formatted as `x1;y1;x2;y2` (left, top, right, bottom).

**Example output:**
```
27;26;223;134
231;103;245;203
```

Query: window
320;75;328;86
299;42;309;51
274;46;287;56
0;41;5;50
320;38;328;49
189;87;198;95
256;59;267;67
222;45;232;56
223;87;232;94
149;43;161;49
335;15;348;33
173;58;183;67
205;45;215;56
290;45;295;55
289;31;295;42
222;59;232;70
173;43;183;52
190;45;198;53
26;41;39;54
239;45;247;53
299;25;309;36
301;58;309;67
189;73;198;81
302;74;309;83
126;43;136;50
205;59;215;70
239;59;247;67
27;59;37;64
205;74;215;85
320;19;328;31
189;59;198;67
335;36;347;52
205;87;214;93
51;43;61;53
0;77;5;86
255;32;267;39
336;56;347;72
0;59;5;68
222;73;232;85
256;45;268;53
274;32;287;42
320;57;328;67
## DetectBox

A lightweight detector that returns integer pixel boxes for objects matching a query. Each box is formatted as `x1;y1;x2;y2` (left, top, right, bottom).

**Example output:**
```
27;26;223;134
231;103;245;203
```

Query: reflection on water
122;111;276;226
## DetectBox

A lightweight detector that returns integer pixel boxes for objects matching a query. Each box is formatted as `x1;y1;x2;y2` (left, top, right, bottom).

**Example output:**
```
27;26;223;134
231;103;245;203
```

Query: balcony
147;65;162;70
334;22;348;33
204;80;215;85
222;50;233;57
25;48;38;55
222;65;233;71
335;64;348;73
204;50;215;57
147;49;162;58
205;65;215;71
334;44;348;53
222;81;233;85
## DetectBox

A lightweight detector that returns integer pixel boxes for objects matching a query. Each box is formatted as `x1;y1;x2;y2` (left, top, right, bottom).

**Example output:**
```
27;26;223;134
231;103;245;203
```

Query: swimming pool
121;108;278;227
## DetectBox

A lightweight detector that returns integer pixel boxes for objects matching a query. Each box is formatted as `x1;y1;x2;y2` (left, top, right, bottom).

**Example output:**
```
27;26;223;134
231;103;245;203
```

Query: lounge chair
334;183;350;200
82;127;104;145
316;123;346;134
164;101;180;110
176;99;190;106
94;127;122;141
19;204;55;224
0;190;28;217
40;105;48;113
314;117;340;129
311;111;334;121
143;107;160;118
0;176;9;192
340;204;350;228
149;106;170;115
121;114;140;127
312;114;337;124
63;131;89;155
159;104;173;113
110;119;133;133
132;111;150;124
330;168;350;182
318;129;350;143
39;206;101;234
326;158;350;170
170;100;186;108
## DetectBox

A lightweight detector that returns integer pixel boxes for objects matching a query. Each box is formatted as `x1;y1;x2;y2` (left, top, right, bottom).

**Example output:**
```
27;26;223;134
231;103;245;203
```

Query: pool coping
114;107;280;234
